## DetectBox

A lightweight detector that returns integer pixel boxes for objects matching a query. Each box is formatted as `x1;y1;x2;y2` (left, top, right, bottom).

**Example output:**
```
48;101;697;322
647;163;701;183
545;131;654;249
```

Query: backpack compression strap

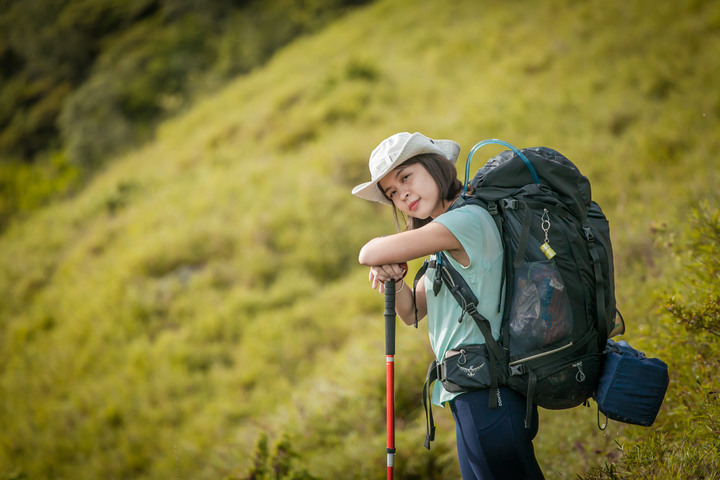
412;262;429;329
585;225;609;348
422;360;438;450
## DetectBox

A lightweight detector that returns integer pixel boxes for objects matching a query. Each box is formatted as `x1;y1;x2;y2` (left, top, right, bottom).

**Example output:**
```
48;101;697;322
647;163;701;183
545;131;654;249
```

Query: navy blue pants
449;387;545;480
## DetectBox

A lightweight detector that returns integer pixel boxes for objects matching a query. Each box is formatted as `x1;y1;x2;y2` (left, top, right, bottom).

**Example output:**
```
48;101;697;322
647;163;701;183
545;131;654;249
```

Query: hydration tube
461;139;540;196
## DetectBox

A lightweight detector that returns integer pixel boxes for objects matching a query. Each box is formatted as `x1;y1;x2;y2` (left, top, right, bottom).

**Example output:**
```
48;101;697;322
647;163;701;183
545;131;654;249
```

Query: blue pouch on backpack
594;339;669;427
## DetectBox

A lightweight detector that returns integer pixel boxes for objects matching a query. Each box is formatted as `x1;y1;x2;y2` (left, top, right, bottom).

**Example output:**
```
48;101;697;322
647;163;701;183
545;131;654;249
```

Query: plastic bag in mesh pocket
509;261;573;356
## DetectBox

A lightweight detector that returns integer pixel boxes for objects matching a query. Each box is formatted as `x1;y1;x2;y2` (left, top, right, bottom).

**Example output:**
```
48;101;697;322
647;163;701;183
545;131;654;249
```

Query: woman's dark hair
382;153;462;231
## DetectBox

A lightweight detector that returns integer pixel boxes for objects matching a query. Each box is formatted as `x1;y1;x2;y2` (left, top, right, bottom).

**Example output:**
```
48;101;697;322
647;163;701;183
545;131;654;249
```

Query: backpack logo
459;363;485;377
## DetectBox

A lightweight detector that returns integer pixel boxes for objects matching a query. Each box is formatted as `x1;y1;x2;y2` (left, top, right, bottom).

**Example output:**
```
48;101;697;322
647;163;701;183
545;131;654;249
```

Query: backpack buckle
488;202;499;215
436;361;445;382
584;226;595;242
503;199;519;210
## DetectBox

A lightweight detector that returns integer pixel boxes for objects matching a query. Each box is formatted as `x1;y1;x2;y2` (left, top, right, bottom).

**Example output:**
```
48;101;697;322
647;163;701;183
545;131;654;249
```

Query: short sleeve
433;205;502;272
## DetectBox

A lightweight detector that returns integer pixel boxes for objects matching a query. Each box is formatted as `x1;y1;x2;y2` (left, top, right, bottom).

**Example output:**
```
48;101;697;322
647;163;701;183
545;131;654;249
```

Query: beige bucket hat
352;132;461;204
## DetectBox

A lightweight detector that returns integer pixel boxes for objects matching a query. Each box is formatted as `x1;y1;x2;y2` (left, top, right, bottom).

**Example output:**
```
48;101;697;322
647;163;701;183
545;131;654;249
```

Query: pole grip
384;280;396;355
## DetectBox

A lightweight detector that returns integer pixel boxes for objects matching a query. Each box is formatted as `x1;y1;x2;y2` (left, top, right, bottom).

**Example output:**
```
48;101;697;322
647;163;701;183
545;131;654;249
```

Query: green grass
1;0;720;478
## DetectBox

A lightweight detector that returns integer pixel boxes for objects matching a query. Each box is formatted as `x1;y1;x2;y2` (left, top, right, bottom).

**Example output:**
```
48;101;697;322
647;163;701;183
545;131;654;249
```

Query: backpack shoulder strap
452;197;506;313
434;252;508;407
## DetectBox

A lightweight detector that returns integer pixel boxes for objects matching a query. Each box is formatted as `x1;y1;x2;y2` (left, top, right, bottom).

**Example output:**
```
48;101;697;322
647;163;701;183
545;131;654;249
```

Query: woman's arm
358;221;466;266
360;221;465;325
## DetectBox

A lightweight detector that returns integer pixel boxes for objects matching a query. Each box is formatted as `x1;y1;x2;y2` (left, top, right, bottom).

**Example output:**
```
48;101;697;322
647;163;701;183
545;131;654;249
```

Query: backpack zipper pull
540;242;556;259
458;349;467;365
573;361;586;382
540;209;557;259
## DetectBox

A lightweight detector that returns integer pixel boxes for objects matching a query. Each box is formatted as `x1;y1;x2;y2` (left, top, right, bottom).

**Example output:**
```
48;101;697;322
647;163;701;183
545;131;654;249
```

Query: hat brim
352;134;461;204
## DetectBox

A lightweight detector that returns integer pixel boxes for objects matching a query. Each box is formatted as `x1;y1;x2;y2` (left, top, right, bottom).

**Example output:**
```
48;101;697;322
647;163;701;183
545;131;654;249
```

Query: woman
353;132;544;480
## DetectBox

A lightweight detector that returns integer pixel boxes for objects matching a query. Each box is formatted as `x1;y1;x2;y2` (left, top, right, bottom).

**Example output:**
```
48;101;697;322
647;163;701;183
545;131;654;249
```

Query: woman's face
378;163;444;219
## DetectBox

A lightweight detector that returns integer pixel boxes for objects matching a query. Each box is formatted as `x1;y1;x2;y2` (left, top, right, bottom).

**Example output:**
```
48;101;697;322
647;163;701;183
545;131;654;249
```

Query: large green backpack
419;140;624;447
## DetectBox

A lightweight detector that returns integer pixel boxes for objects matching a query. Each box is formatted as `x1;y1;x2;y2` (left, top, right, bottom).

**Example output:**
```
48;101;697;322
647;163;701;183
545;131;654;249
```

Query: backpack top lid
469;147;592;221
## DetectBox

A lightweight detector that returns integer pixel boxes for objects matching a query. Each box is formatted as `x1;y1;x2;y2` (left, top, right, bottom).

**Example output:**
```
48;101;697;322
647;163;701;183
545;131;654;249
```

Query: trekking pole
384;279;396;480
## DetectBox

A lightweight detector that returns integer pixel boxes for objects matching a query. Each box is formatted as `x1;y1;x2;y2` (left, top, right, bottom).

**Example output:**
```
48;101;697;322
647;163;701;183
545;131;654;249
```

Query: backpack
418;139;624;448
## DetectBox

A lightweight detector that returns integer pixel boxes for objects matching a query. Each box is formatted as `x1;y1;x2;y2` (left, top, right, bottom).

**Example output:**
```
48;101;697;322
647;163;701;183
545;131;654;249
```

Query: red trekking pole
384;279;396;479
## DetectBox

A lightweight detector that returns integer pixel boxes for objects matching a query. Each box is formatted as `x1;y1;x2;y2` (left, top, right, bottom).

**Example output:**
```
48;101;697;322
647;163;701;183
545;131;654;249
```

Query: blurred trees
0;0;371;230
1;0;159;160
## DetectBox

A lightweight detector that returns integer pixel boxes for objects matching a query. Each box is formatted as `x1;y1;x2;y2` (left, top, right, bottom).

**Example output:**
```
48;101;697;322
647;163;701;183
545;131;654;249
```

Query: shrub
236;433;318;480
0;152;80;230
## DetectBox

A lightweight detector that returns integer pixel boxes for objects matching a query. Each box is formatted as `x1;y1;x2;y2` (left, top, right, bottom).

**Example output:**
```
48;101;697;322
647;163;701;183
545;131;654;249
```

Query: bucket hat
352;132;461;204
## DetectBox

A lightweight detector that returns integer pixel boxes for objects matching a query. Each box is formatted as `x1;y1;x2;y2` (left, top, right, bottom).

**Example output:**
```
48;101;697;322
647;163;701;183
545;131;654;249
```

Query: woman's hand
368;263;408;293
368;263;427;325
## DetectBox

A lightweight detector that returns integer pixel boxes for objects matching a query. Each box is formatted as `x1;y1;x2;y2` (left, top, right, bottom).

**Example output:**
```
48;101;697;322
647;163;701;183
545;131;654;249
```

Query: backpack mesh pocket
508;261;573;356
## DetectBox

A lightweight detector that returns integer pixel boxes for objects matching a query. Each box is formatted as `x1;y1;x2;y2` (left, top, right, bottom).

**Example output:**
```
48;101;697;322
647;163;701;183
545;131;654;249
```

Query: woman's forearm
359;222;464;267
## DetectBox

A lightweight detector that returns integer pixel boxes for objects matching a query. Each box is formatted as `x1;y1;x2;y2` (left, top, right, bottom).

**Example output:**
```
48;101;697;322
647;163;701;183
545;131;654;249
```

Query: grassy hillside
1;0;719;478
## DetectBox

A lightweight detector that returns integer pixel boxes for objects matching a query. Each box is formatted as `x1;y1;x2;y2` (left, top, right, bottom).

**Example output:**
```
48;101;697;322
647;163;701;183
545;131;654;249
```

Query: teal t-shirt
425;204;504;406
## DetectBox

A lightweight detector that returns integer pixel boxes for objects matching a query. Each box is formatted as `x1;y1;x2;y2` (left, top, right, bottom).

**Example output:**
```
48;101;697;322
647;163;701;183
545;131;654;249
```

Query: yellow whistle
540;242;556;260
